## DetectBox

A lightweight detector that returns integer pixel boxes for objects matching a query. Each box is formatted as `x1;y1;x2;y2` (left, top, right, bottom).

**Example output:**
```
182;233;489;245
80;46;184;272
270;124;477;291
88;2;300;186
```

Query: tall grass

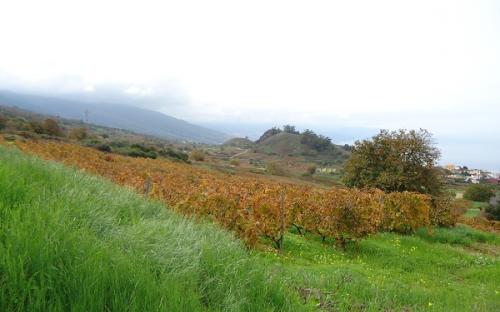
0;146;305;311
262;230;500;311
416;225;499;246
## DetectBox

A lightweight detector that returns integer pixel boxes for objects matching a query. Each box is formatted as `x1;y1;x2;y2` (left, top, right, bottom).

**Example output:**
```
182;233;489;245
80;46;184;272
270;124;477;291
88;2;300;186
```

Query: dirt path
231;149;249;158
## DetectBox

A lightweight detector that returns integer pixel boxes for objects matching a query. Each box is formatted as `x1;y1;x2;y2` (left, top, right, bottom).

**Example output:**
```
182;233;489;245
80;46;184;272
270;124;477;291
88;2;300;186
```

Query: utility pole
84;109;89;124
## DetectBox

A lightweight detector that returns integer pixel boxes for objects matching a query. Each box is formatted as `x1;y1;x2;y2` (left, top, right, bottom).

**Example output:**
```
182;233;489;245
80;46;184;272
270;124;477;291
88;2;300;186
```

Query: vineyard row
9;139;457;248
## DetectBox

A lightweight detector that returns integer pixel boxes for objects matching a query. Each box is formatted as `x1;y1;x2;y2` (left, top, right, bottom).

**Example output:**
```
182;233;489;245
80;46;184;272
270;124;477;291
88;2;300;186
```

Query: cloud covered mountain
0;90;230;144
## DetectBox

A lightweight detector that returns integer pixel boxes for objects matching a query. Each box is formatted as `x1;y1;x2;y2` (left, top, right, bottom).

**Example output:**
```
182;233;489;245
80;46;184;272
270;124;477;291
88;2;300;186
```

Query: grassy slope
256;132;348;162
0;146;306;312
256;132;306;155
258;228;499;311
1;144;500;311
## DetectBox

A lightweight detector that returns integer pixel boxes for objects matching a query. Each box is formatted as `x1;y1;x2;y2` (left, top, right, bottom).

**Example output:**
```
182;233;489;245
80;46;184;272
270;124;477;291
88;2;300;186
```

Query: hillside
214;129;350;186
0;105;197;162
256;132;349;159
1;143;499;311
223;130;350;164
0;145;304;311
222;137;255;149
0;90;230;144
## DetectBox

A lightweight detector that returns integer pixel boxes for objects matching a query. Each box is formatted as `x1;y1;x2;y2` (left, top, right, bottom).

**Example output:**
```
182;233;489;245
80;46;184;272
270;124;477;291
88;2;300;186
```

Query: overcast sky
0;0;499;171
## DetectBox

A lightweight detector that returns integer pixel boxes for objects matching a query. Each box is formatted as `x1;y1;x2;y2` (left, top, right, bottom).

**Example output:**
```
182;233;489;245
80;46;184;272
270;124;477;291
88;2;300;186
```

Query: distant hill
0;90;230;144
224;128;351;166
257;132;349;159
223;137;255;149
255;132;307;155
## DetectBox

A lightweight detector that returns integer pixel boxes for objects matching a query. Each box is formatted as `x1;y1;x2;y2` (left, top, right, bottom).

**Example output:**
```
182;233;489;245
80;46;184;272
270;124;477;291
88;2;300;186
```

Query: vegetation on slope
0;90;230;144
222;137;255;149
0;105;191;162
343;129;443;196
216;126;349;185
255;130;348;161
0;146;305;311
8;139;457;250
464;184;495;202
259;228;500;311
1;143;499;311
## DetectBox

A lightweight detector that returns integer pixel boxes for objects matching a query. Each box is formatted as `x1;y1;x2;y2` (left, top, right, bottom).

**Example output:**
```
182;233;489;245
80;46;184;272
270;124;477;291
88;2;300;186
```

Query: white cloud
0;0;499;169
124;86;154;96
83;85;95;92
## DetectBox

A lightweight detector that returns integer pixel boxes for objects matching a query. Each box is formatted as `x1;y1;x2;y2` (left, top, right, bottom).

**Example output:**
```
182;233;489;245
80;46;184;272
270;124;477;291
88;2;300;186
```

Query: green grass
258;228;500;311
2;145;500;311
416;226;500;246
465;201;489;218
465;208;481;217
0;146;306;311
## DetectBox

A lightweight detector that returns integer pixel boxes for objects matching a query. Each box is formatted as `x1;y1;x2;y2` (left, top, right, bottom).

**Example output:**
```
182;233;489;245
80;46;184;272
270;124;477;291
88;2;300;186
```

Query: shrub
109;140;127;148
290;188;385;248
4;118;28;131
230;159;240;166
127;150;157;159
381;192;432;233
131;143;156;152
43;118;63;136
18;131;37;139
463;184;494;202
251;187;291;250
430;195;458;227
266;162;287;176
459;216;500;233
306;164;317;175
29;120;45;134
97;144;112;153
190;149;205;161
159;148;189;162
124;144;158;159
329;188;384;248
485;200;500;221
68;127;88;140
3;134;16;141
450;198;473;216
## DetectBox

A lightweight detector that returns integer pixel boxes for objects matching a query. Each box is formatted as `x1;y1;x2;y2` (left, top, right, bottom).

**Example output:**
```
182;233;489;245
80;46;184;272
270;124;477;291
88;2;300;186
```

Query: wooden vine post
277;188;286;252
143;176;152;198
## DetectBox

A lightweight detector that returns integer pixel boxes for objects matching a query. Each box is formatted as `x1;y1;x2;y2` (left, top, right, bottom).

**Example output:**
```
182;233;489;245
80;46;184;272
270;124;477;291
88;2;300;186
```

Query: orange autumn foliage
6;139;454;248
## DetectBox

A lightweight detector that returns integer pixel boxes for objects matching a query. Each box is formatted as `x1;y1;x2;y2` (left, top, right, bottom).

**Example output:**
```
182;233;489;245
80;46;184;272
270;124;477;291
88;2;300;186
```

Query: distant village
444;164;500;185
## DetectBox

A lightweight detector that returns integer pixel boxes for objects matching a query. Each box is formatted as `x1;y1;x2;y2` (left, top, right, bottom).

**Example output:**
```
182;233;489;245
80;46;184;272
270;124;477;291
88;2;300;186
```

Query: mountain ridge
0;90;230;144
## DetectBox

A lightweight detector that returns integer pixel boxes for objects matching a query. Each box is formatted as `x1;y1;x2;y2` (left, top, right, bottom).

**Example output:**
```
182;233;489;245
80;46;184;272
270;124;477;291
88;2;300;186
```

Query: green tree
463;184;494;202
282;124;299;134
300;129;332;152
342;129;443;196
266;161;287;176
255;127;282;144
